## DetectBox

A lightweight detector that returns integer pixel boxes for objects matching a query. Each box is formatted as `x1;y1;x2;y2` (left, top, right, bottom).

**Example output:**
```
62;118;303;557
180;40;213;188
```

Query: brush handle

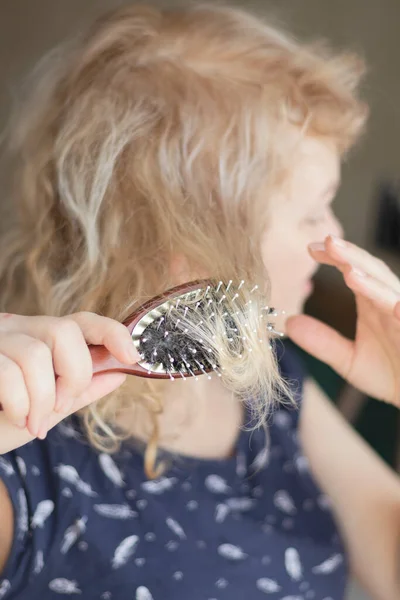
89;344;172;379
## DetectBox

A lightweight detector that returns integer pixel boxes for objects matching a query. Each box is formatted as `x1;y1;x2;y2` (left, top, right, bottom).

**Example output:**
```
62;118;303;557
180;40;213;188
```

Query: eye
303;206;333;227
303;214;326;226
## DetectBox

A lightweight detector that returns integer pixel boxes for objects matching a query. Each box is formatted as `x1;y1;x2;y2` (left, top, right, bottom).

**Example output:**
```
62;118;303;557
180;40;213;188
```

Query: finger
7;317;94;415
48;319;95;413
343;264;400;314
0;372;127;453
309;236;400;291
0;352;30;429
0;332;56;438
69;312;140;365
0;314;124;415
285;314;354;380
0;312;140;365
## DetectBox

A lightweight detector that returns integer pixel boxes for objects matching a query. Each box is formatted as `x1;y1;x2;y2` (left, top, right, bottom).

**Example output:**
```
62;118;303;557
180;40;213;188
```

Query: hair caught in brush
164;279;294;424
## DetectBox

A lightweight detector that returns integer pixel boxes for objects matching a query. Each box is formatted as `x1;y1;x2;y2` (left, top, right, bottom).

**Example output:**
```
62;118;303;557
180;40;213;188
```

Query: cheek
261;232;315;311
262;232;310;283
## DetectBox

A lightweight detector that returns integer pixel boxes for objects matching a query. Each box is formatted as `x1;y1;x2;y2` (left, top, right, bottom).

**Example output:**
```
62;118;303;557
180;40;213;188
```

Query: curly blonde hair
0;3;367;476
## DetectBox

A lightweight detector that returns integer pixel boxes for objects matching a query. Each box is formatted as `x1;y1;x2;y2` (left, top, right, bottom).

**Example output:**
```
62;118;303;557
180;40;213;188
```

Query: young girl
0;4;400;599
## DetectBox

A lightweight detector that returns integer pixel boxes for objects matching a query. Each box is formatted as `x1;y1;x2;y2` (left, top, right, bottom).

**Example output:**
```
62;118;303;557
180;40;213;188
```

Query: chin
286;297;306;317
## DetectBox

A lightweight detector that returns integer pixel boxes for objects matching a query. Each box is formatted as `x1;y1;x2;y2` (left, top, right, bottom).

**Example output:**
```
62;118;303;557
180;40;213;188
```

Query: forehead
288;136;341;202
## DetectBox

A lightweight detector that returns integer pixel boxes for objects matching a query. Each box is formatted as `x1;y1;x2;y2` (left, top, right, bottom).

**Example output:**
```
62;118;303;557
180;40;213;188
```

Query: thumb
285;314;354;379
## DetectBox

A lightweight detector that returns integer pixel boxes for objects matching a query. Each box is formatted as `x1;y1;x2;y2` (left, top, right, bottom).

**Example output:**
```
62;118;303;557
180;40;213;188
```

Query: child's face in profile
261;135;343;320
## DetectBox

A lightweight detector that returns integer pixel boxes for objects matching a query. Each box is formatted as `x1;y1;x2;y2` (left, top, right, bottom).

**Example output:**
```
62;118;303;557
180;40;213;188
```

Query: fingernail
28;415;40;438
37;417;49;440
330;235;346;248
308;242;326;251
352;266;366;277
15;417;27;430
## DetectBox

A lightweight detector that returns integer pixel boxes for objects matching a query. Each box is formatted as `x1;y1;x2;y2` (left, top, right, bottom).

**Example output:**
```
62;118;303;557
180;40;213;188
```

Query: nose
325;210;344;240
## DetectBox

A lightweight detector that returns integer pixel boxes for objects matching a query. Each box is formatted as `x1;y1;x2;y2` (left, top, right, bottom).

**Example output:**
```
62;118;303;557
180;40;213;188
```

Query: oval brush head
89;279;284;383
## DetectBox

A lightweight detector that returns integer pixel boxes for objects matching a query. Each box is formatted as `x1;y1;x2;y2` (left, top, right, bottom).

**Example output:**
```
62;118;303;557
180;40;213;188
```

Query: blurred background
1;2;399;598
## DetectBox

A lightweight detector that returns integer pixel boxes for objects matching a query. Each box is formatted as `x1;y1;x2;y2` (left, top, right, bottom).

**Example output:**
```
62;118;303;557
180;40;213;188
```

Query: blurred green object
286;339;397;468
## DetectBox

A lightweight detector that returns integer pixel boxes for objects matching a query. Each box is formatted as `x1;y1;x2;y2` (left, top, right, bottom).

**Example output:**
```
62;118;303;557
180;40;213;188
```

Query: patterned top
0;342;347;600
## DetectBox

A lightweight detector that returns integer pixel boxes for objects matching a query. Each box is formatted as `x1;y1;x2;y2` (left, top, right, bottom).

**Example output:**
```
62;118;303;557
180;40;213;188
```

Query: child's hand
0;312;140;452
286;235;400;407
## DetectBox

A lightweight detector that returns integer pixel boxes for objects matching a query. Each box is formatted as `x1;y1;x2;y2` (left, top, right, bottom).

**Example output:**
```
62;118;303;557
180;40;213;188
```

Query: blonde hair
0;3;367;476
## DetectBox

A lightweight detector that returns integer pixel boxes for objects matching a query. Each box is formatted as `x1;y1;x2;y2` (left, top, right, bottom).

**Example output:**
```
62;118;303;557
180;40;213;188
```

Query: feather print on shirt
204;474;231;494
17;489;28;540
0;580;11;600
141;477;177;494
111;535;139;569
33;551;44;575
215;503;230;523
15;456;27;478
136;587;154;600
58;421;80;439
98;453;125;487
166;517;186;539
226;497;255;512
31;500;55;528
217;544;247;560
54;465;97;497
285;548;302;581
0;457;14;476
94;504;137;519
250;446;270;472
60;517;88;554
256;578;282;593
48;579;82;594
274;490;297;515
312;553;343;574
294;454;309;473
273;410;292;428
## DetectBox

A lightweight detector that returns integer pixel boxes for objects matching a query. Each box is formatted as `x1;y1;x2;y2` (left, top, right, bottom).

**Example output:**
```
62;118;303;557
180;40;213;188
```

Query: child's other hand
286;235;400;407
0;312;140;452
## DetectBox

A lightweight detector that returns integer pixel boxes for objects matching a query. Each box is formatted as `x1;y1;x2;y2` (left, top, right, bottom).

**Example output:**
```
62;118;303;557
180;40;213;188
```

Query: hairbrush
89;279;284;381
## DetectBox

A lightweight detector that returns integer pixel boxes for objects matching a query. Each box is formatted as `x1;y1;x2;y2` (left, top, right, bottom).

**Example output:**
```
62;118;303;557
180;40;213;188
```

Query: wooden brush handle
89;344;170;379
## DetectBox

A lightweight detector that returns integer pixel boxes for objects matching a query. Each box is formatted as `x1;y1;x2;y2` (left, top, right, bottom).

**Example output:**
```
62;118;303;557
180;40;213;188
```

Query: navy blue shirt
0;343;347;599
